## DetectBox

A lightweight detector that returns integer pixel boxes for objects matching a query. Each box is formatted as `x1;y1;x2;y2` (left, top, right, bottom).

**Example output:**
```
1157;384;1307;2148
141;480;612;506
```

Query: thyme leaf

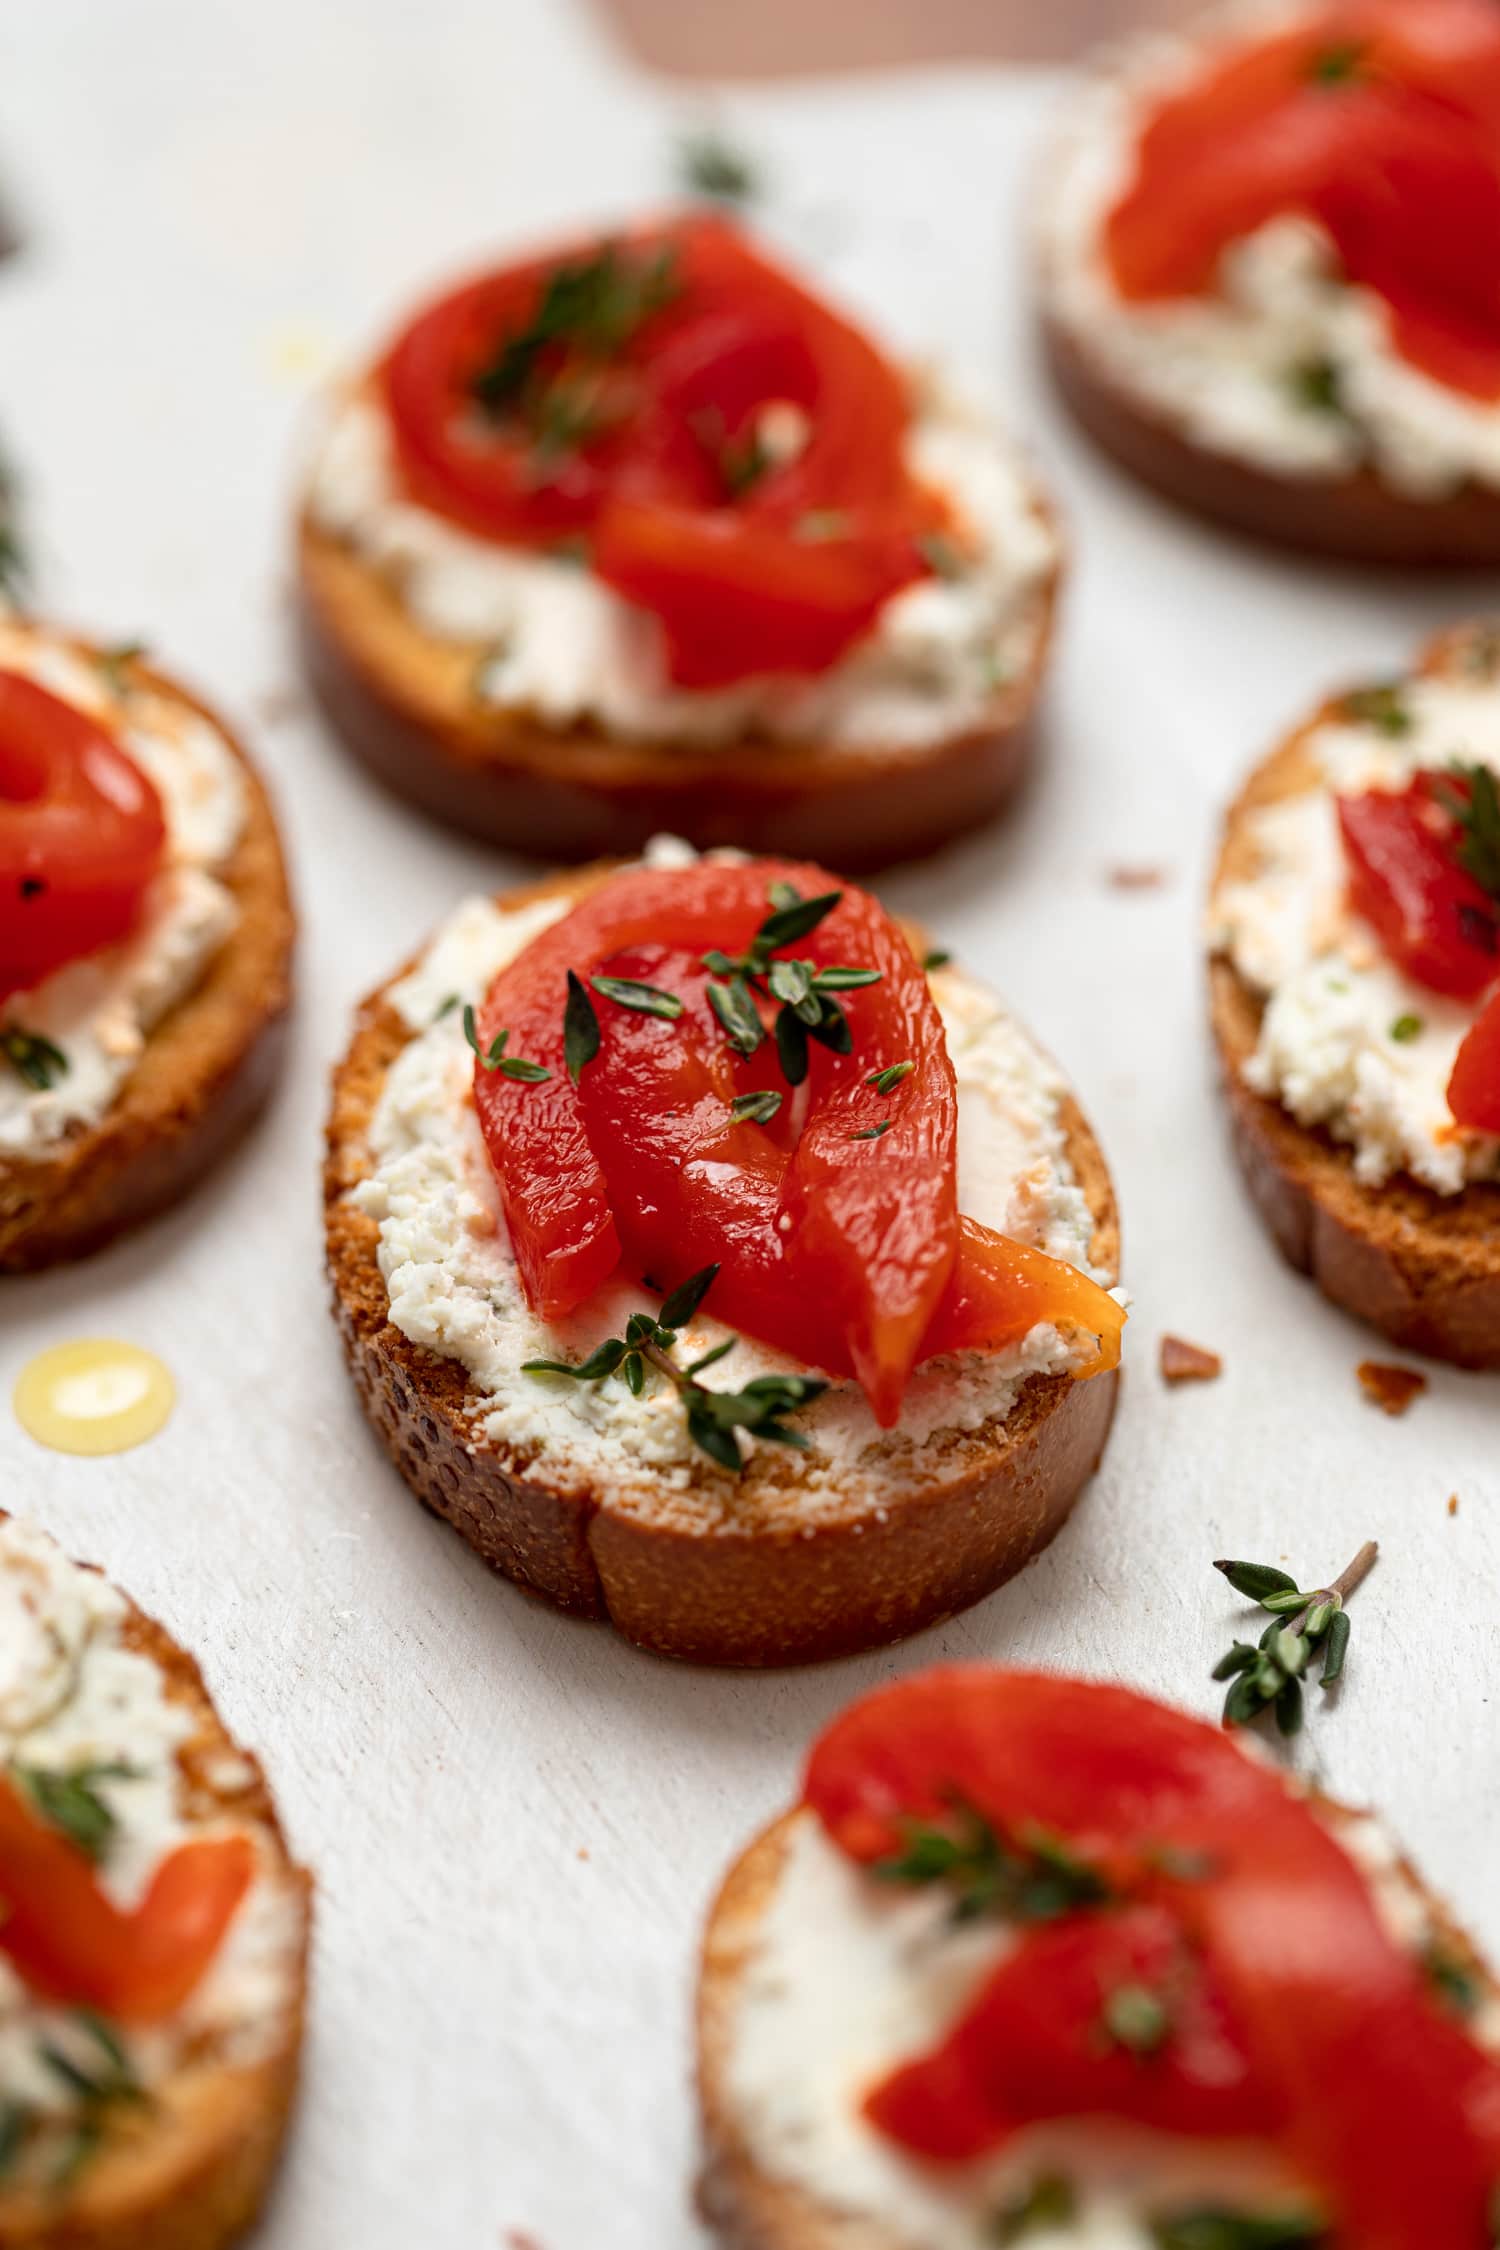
1437;761;1500;899
13;1761;134;1863
589;974;685;1021
677;129;759;205
564;970;601;1085
874;1799;1111;1926
1;1025;68;1091
462;1005;550;1081
992;2175;1078;2242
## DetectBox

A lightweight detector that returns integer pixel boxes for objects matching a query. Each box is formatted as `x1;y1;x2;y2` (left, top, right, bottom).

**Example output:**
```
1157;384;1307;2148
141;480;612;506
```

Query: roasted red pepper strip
476;867;1121;1422
381;216;938;687
806;1669;1500;2246
0;670;165;1001
1449;986;1500;1131
1105;3;1500;400
0;1774;253;2023
1337;773;1500;1000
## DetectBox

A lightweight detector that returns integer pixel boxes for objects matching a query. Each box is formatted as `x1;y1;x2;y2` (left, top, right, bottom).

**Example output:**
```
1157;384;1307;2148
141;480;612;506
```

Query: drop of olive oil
13;1338;175;1456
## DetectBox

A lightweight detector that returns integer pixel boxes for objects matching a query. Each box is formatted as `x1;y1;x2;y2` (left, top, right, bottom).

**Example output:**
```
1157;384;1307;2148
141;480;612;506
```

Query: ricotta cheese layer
0;620;247;1160
1041;0;1500;499
0;1517;303;2182
1211;667;1500;1194
348;867;1117;1517
723;1795;1482;2250
306;380;1057;754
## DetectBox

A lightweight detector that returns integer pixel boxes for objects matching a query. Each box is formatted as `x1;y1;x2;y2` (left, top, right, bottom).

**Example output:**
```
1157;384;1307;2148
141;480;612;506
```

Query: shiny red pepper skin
1338;773;1500;1001
1449;986;1500;1131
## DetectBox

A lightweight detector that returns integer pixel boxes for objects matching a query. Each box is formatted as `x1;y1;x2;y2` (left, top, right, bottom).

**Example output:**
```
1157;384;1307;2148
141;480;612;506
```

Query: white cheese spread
306;381;1056;753
723;1791;1475;2250
0;622;247;1160
1211;668;1500;1193
1040;0;1500;499
347;874;1117;1517
0;1517;303;2178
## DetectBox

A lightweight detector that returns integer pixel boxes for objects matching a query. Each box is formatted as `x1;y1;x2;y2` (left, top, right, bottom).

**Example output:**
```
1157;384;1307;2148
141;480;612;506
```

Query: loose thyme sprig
521;1263;827;1472
462;1006;550;1081
873;1799;1111;1926
1;1025;67;1091
1211;1542;1378;1736
701;881;881;1086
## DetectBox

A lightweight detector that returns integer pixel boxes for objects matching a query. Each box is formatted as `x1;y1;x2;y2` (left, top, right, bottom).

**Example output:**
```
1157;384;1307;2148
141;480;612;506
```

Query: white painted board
1;4;1494;2243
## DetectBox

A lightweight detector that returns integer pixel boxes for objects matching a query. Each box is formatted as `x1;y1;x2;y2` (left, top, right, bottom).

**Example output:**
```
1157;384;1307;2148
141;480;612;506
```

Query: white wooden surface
2;6;1495;2244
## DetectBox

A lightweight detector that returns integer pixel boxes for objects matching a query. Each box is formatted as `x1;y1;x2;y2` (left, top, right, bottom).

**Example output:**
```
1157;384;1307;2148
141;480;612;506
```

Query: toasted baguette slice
1210;637;1500;1370
697;1801;1495;2248
323;865;1120;1667
0;1516;311;2250
295;511;1057;873
1044;317;1500;566
0;636;295;1272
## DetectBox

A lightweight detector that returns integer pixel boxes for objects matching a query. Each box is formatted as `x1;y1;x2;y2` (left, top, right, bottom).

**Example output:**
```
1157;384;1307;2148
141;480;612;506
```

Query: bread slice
323;865;1120;1667
0;1519;311;2250
1210;660;1500;1369
295;510;1057;874
0;638;296;1272
1043;313;1500;567
696;1800;1495;2248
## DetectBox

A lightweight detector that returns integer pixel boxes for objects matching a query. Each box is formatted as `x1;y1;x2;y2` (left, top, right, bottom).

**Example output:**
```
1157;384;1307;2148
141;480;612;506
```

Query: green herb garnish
992;2175;1078;2242
1;1025;68;1091
730;1088;783;1124
1436;761;1500;899
38;2011;149;2187
875;1799;1111;1925
13;1761;134;1863
590;974;685;1021
1149;2210;1326;2250
918;531;966;581
849;1119;891;1141
1211;1543;1377;1735
1424;1938;1482;2020
522;1263;826;1471
564;969;602;1085
702;882;879;1088
866;1060;914;1094
677;129;759;205
1339;683;1412;737
922;947;951;971
97;640;147;696
1389;1013;1424;1043
461;1005;551;1081
1101;1982;1171;2057
1286;357;1342;414
1308;40;1366;86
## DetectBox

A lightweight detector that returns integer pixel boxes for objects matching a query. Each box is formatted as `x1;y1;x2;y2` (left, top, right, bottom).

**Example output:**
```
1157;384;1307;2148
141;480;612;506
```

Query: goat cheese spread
0;1516;303;2187
348;864;1117;1515
722;1794;1489;2250
1212;670;1500;1192
0;622;247;1161
1041;1;1500;499
306;382;1056;754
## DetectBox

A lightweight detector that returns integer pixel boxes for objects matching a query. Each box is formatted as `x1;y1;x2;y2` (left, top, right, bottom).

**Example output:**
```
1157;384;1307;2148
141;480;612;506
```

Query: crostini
324;846;1123;1665
1040;0;1500;562
699;1663;1500;2248
0;617;294;1271
1211;619;1500;1366
297;213;1060;869
0;1512;310;2249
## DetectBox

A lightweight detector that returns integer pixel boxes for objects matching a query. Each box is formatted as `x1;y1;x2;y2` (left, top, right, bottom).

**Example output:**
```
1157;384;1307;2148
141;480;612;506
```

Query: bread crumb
503;2232;545;2250
1357;1361;1427;1416
1160;1335;1222;1384
1105;863;1167;891
577;1846;590;1861
1448;1493;1460;1517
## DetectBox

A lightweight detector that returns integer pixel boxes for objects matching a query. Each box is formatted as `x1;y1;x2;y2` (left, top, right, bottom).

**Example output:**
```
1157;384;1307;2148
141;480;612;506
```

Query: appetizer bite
0;1513;310;2247
699;1664;1500;2247
1040;0;1500;562
0;619;294;1270
1211;620;1500;1365
298;214;1059;868
324;847;1122;1665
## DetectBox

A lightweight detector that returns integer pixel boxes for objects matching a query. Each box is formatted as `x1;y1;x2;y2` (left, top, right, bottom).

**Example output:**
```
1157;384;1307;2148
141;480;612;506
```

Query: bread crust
295;505;1058;872
1210;655;1500;1370
0;642;296;1273
696;1800;1495;2248
0;1526;311;2250
1044;314;1500;566
323;865;1121;1668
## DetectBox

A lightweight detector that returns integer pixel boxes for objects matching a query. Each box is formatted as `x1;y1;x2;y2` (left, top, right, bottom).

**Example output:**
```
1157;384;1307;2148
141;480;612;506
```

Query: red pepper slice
473;864;1121;1425
0;1774;253;2023
805;1669;1500;2244
380;216;938;688
1337;772;1500;1000
1105;5;1500;400
0;670;165;1002
1449;985;1500;1131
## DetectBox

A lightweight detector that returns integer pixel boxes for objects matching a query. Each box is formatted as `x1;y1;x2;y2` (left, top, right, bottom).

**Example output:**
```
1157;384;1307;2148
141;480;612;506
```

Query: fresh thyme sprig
521;1262;827;1471
1435;761;1500;899
13;1760;134;1863
1149;2212;1326;2250
1338;682;1412;737
874;1799;1111;1926
701;882;881;1086
37;2011;149;2188
1;1024;67;1091
462;1005;550;1081
1211;1542;1378;1736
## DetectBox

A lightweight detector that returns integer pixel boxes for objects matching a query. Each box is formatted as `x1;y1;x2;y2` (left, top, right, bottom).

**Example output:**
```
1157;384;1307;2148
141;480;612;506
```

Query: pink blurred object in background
594;0;1201;75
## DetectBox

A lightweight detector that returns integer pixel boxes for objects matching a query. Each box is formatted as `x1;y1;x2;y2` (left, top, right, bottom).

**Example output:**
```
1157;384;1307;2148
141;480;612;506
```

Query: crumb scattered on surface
1449;1493;1460;1517
577;1846;590;1860
504;2231;545;2250
1105;863;1168;891
1357;1361;1427;1416
1160;1334;1222;1384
